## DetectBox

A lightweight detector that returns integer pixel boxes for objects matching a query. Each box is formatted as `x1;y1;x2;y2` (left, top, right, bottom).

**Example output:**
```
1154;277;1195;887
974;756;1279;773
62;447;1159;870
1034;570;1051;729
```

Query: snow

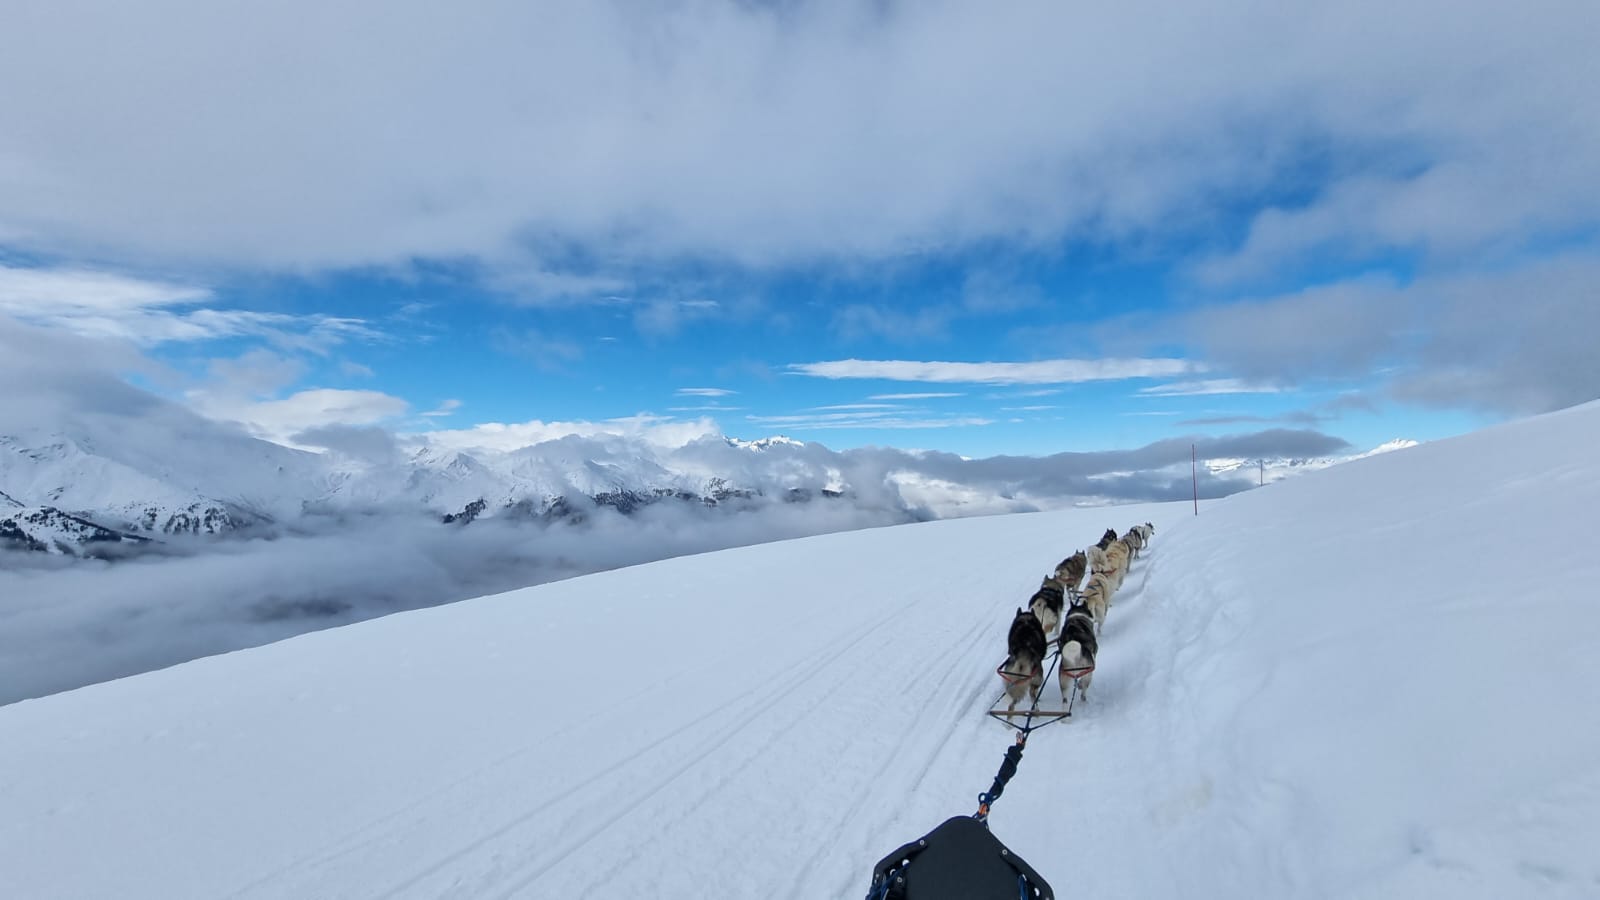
0;505;143;554
2;401;1598;898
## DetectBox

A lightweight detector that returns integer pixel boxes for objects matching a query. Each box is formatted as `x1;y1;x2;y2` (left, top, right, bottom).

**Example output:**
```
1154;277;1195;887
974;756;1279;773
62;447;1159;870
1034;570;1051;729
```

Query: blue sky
0;0;1595;461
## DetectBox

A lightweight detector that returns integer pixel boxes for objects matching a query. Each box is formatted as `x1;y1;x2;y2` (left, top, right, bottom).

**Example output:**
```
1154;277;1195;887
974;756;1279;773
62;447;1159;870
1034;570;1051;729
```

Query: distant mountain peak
725;435;804;451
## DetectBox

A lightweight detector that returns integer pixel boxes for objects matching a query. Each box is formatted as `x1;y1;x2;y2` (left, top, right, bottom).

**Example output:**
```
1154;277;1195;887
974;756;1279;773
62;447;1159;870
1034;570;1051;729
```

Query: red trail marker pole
1192;443;1198;516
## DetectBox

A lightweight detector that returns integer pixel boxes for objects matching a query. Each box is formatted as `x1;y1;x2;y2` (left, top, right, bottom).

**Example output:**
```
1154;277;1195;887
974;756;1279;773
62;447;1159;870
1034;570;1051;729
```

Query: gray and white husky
1053;550;1088;596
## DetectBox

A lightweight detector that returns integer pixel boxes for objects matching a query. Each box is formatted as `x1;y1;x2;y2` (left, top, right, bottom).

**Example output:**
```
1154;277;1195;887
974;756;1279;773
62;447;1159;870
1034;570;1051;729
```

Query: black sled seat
865;816;1052;900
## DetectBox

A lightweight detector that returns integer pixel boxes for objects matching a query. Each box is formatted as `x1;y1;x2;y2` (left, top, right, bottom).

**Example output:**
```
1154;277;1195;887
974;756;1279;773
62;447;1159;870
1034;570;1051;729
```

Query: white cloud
0;264;379;349
0;2;1588;278
746;411;993;431
868;392;966;400
676;387;736;397
0;265;208;311
419;415;722;453
1160;253;1600;415
203;350;308;399
488;267;632;305
420;399;462;418
789;358;1197;385
191;388;410;446
1137;379;1286;397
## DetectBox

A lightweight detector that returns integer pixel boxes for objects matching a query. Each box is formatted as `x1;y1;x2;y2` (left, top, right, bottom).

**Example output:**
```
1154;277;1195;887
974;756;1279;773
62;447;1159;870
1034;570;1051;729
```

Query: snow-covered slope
1206;437;1419;483
2;402;1596;898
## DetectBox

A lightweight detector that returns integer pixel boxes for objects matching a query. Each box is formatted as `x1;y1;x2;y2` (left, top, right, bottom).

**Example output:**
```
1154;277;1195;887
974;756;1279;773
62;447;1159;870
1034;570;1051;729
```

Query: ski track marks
279;523;1064;898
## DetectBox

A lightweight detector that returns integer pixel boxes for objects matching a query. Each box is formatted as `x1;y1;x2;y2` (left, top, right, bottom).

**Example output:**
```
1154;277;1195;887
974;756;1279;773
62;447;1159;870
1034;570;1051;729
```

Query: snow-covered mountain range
0;423;1414;555
0;428;833;552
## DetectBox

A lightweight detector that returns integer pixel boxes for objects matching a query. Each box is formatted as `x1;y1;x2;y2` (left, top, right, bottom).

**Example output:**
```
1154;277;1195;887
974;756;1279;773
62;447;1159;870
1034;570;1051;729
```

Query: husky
1121;527;1145;557
1053;550;1087;595
1088;543;1124;592
1131;523;1155;551
1096;528;1119;550
1057;599;1098;701
1086;544;1107;574
1081;574;1113;634
1104;538;1133;590
1029;580;1066;639
1001;608;1047;712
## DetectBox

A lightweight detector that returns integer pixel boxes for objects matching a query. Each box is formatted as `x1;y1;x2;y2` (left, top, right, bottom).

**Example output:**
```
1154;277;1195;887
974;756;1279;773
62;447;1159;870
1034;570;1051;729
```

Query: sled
866;814;1053;900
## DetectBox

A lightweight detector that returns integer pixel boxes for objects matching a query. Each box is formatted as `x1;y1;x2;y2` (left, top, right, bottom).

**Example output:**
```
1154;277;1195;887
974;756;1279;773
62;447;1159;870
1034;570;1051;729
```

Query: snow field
3;400;1599;898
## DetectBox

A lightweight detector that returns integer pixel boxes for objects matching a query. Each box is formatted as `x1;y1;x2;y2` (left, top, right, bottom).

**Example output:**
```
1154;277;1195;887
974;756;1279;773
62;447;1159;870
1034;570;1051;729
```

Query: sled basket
866;815;1052;900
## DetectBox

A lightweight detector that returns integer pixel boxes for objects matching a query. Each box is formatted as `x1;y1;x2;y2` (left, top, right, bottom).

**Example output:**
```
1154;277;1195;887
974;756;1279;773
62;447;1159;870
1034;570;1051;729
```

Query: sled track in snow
381;595;930;900
226;521;1164;899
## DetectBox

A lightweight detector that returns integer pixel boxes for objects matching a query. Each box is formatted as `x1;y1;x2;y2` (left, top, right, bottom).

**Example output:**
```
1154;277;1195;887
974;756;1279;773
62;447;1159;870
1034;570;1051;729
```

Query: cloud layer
2;1;1592;276
1164;255;1600;415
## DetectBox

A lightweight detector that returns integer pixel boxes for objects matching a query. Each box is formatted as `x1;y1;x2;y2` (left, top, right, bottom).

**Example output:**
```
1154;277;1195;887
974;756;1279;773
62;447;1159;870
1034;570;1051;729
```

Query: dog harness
994;661;1040;685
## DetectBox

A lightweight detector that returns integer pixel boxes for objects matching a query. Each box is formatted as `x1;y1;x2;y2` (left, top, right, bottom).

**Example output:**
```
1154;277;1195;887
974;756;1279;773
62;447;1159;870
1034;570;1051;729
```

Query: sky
2;0;1598;459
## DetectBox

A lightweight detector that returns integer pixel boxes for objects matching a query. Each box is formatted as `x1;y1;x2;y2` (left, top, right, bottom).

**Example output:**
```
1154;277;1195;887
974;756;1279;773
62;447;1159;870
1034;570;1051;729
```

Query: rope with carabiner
975;649;1063;821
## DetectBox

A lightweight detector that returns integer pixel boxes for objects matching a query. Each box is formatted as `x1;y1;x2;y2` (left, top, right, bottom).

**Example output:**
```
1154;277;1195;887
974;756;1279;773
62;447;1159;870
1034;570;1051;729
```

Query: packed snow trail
4;401;1600;897
0;501;1179;899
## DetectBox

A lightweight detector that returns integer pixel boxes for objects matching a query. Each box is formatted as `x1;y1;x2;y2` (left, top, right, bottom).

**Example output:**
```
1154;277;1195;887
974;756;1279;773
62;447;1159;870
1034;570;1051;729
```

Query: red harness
996;661;1041;685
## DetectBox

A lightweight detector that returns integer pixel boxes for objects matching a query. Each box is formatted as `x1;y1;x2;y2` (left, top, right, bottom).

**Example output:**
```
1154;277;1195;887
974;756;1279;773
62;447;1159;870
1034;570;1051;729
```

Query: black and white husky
1001;608;1047;712
1057;600;1098;702
1029;580;1066;639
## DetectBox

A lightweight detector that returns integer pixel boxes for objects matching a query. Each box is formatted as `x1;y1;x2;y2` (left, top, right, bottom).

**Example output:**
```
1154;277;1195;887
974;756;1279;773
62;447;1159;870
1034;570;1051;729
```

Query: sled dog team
1001;523;1155;712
